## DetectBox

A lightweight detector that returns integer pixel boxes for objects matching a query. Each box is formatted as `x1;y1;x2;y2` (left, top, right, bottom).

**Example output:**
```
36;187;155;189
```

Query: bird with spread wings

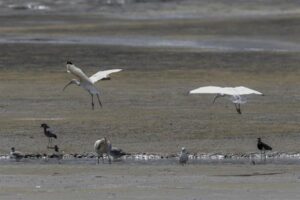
189;86;263;114
63;61;122;109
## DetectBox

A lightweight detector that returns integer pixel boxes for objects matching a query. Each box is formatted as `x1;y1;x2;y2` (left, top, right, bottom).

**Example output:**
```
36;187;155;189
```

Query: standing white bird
189;86;263;114
63;61;122;109
94;137;112;164
179;147;188;165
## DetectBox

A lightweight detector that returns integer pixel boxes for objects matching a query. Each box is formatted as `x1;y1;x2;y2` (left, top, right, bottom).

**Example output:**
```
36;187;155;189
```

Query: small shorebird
63;61;122;110
110;147;126;161
40;123;57;148
257;138;272;162
189;86;263;114
10;147;24;161
179;147;188;165
94;137;112;164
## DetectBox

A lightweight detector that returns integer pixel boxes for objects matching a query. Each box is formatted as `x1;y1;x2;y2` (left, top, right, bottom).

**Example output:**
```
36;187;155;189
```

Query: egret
40;123;57;148
63;61;122;110
257;138;272;162
179;147;188;165
10;147;24;161
189;86;263;114
94;137;112;164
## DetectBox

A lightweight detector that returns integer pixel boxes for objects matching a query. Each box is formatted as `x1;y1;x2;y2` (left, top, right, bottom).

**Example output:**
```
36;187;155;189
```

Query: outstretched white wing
189;86;224;94
233;86;263;95
190;86;263;96
89;69;122;84
66;63;92;83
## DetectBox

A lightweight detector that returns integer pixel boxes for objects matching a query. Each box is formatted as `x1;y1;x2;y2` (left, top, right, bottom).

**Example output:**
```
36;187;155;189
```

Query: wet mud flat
0;162;300;200
0;43;299;155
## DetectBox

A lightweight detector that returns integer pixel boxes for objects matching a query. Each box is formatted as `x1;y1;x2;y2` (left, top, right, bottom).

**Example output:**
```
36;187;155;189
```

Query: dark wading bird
189;86;263;114
40;123;57;148
10;147;24;161
257;138;272;162
63;61;122;110
110;147;127;161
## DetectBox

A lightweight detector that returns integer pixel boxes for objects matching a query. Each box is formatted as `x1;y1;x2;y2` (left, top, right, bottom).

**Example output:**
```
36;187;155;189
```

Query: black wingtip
67;61;73;65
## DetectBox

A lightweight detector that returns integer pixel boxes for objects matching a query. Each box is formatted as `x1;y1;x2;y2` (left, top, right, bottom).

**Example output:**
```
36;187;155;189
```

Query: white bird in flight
189;86;263;114
63;61;122;109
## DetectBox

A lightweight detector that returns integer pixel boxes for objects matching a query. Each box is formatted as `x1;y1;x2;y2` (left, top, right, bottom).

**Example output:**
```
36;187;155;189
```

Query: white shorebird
10;147;24;161
94;137;112;164
189;86;263;114
179;147;188;165
63;61;122;109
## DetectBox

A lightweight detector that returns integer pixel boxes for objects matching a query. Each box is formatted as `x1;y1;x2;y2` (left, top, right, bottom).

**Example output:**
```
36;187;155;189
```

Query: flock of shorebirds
9;61;272;164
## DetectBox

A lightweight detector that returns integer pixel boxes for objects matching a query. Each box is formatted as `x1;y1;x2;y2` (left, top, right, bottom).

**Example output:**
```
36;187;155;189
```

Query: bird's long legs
91;94;94;110
47;138;52;148
96;94;102;108
234;103;242;114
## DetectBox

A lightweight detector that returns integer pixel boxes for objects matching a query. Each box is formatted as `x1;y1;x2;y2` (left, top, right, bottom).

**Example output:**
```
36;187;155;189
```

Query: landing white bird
189;86;263;114
179;147;188;165
94;137;112;164
63;61;122;109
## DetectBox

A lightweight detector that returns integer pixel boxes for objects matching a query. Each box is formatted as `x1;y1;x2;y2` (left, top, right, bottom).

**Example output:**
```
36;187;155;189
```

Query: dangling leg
235;103;242;114
47;138;51;148
91;94;94;110
96;94;102;108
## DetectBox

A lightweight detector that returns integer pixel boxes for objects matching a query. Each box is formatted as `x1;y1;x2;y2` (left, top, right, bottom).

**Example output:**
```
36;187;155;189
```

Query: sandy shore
0;163;300;200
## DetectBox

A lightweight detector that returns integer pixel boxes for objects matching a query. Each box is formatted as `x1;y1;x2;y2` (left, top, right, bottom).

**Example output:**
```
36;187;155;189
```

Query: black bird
41;123;57;148
110;147;127;161
257;138;272;162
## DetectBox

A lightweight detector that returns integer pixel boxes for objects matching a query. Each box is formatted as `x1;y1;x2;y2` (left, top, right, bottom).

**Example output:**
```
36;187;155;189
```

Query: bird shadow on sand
212;172;284;177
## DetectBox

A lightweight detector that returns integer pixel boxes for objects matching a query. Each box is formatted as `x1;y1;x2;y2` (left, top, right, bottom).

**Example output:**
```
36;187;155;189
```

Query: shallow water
2;152;300;165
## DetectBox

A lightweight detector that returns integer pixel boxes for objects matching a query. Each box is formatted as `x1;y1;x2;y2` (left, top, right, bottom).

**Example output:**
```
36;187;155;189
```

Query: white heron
63;61;122;109
94;137;112;164
189;86;263;114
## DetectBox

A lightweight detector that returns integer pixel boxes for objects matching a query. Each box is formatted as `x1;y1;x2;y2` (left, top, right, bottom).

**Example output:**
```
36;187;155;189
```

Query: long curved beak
212;94;220;104
63;81;74;91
